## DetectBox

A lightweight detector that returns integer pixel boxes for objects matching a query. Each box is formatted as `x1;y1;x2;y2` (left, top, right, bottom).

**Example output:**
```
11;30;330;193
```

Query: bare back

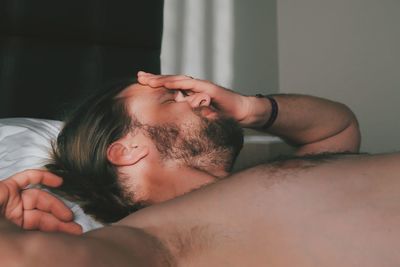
117;153;400;267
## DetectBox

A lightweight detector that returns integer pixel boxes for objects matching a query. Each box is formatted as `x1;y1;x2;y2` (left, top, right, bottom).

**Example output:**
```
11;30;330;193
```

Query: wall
277;0;400;153
232;0;278;94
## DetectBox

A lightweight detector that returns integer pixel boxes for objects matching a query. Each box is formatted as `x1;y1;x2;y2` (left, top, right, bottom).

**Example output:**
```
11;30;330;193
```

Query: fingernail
137;71;147;75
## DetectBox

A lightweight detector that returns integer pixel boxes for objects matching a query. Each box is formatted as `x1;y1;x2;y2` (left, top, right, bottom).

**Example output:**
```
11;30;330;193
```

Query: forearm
244;94;360;154
1;217;69;267
0;218;26;266
0;224;170;267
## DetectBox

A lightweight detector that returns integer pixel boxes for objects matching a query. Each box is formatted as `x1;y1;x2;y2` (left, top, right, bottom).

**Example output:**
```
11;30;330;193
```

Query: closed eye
163;98;176;104
161;90;179;103
162;90;193;103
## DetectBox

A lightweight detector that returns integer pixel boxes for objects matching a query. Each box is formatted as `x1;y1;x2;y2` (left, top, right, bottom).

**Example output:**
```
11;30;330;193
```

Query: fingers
163;79;212;93
0;183;9;206
137;71;195;86
5;169;63;190
137;71;224;107
23;210;83;235
21;189;74;222
138;72;211;92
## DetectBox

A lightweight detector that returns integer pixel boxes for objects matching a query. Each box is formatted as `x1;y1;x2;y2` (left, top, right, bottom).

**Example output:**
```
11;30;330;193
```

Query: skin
1;153;400;266
0;169;82;234
118;152;400;267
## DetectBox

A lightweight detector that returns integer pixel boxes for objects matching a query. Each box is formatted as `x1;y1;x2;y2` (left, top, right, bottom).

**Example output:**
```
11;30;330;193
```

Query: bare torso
118;153;400;266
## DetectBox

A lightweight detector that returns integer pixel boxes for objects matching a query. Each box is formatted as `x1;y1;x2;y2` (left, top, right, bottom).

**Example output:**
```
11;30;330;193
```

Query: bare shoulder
116;152;400;266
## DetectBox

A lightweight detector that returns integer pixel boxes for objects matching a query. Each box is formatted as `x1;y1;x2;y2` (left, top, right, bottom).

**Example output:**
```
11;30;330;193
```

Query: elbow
345;113;361;153
295;105;361;156
339;104;361;153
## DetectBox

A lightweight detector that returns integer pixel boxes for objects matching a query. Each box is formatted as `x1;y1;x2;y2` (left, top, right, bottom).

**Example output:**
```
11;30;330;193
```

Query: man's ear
107;141;149;166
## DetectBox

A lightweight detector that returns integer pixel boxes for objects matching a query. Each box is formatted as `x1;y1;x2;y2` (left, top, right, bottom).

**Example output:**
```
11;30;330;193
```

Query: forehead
118;83;167;98
118;83;175;121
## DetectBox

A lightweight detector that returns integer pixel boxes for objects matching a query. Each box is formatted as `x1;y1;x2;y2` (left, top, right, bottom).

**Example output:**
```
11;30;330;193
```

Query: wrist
240;95;277;129
236;96;265;127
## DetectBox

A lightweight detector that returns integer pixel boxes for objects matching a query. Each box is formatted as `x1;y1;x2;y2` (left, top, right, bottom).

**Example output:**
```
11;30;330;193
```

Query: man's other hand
0;169;82;235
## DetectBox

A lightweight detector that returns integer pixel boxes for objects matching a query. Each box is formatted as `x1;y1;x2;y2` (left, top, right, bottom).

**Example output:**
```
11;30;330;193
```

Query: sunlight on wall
161;0;234;88
213;1;234;87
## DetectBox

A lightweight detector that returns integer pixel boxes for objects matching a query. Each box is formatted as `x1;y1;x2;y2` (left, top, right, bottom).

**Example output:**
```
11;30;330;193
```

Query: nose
175;91;211;108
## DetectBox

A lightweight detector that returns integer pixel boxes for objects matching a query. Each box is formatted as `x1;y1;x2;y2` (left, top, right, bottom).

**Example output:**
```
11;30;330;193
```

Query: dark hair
46;78;145;223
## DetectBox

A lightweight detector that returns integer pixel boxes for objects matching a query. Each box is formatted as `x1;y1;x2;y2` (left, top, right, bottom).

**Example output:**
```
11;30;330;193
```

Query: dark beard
143;110;244;173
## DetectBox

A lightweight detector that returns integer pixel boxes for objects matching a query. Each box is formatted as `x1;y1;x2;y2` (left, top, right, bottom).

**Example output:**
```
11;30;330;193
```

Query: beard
143;108;244;174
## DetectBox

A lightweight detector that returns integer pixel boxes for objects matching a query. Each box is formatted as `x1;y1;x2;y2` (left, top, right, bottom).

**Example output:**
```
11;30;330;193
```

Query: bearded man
42;71;360;223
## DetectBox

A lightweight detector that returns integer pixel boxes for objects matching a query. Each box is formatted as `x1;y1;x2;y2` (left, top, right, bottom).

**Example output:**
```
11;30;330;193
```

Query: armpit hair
163;224;232;264
237;152;367;189
267;151;365;169
166;225;214;259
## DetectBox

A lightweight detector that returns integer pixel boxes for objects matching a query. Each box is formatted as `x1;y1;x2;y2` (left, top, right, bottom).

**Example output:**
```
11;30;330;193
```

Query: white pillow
0;118;62;178
0;118;103;232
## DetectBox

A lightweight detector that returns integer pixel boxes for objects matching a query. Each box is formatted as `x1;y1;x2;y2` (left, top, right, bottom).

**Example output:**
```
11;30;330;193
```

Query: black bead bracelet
255;94;279;129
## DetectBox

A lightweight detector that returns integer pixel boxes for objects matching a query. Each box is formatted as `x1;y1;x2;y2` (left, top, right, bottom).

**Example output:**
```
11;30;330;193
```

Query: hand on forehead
137;71;213;95
137;72;211;108
137;71;195;89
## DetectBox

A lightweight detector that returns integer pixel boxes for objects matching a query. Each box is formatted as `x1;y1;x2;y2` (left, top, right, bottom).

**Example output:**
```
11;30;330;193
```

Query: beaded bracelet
255;94;279;129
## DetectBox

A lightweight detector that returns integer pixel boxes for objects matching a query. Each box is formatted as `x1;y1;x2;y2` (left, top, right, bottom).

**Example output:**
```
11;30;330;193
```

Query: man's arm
137;72;361;155
0;220;171;267
244;94;360;155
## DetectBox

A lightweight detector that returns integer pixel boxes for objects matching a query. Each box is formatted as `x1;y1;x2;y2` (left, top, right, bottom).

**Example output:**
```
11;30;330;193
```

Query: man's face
120;83;243;173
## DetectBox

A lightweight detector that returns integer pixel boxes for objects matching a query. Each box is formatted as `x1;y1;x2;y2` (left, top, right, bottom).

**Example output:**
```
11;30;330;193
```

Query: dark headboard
0;0;164;119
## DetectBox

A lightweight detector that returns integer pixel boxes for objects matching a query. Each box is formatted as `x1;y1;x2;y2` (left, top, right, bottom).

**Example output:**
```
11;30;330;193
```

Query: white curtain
161;0;234;88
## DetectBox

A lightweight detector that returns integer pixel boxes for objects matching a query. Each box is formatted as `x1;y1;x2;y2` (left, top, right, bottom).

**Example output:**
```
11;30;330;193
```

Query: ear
107;142;149;166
